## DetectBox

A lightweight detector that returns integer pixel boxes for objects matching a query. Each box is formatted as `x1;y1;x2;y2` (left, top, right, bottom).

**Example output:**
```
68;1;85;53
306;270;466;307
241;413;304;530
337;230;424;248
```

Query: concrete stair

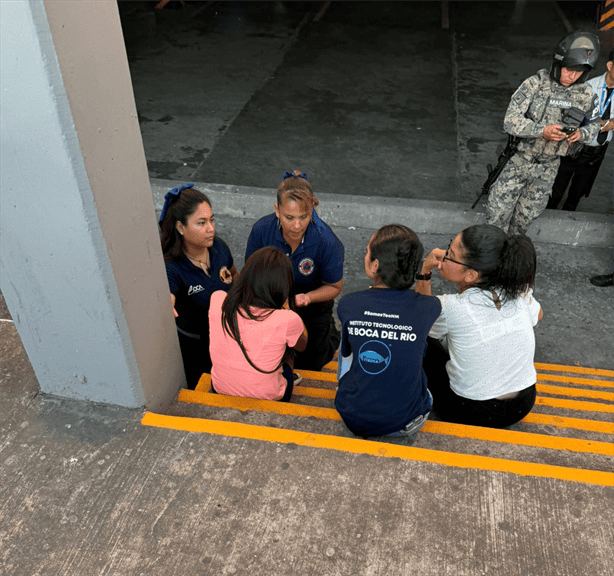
142;362;614;487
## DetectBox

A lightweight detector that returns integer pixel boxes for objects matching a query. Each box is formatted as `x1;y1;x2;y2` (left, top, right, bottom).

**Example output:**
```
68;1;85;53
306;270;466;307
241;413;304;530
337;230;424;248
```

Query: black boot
589;274;614;287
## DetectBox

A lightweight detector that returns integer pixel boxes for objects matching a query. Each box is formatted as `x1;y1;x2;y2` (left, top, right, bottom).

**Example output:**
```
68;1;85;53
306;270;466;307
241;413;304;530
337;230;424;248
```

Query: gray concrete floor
2;292;614;576
121;0;612;214
1;211;613;575
2;3;614;575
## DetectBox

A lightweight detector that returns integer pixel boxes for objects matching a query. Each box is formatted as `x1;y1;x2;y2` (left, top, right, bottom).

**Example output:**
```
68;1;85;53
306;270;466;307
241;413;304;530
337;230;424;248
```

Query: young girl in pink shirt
209;247;308;401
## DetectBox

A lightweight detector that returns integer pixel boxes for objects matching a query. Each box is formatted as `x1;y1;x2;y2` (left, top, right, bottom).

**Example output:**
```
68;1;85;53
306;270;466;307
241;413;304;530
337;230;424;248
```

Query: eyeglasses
442;241;469;267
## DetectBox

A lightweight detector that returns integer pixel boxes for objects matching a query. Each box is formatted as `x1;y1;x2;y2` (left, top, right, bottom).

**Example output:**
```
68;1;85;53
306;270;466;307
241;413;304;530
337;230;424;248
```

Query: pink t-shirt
209;290;305;400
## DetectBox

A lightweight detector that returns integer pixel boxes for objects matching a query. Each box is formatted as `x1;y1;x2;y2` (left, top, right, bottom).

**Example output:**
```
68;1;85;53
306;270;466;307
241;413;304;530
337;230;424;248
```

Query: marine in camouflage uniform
486;33;600;235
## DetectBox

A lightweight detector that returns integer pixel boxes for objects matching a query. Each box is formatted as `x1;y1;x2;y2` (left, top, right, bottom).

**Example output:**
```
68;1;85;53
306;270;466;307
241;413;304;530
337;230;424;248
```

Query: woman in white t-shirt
415;224;543;428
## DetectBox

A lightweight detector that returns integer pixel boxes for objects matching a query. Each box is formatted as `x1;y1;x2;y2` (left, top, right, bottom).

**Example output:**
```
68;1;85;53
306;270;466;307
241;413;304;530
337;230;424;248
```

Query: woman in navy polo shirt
159;184;237;389
245;171;344;370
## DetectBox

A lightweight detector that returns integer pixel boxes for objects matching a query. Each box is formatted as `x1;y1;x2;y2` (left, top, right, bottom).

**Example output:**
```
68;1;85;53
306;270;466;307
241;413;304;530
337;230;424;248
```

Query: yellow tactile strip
141;412;614;487
177;389;613;457
534;362;614;378
167;365;613;486
291;382;614;404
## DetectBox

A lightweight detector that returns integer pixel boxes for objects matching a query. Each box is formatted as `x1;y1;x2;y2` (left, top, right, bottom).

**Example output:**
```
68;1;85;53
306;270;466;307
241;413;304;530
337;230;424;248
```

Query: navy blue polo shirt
166;238;234;336
335;288;441;437
245;212;344;295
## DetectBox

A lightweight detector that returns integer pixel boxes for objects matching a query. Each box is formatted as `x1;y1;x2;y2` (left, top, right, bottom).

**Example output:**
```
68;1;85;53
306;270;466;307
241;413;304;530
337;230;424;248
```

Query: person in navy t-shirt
245;171;344;371
159;184;237;389
335;225;441;438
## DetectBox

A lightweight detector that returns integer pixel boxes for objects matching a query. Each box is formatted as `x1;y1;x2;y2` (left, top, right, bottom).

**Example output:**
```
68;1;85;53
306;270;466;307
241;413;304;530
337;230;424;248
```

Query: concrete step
142;362;614;487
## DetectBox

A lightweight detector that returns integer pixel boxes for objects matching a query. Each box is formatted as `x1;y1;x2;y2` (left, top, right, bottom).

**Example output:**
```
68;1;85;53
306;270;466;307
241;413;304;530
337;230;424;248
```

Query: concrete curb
151;179;613;248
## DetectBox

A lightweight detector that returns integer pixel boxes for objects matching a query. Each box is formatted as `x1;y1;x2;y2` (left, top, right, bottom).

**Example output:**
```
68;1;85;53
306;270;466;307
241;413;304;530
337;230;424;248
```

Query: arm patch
511;89;528;106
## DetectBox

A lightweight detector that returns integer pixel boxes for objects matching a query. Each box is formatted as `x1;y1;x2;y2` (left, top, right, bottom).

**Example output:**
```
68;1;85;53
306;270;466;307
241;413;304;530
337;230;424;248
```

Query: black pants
423;337;536;429
293;302;340;371
177;330;211;391
547;143;608;211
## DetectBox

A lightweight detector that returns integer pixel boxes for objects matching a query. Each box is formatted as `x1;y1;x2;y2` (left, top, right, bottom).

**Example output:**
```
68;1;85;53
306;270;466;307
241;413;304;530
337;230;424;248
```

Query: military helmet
551;31;600;84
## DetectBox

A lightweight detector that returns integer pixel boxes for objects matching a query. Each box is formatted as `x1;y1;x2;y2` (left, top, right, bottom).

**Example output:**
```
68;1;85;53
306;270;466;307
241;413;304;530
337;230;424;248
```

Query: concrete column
0;1;184;409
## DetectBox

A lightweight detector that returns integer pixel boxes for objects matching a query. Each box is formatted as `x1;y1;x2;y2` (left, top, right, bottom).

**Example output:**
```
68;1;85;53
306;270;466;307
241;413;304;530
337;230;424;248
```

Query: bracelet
416;272;432;281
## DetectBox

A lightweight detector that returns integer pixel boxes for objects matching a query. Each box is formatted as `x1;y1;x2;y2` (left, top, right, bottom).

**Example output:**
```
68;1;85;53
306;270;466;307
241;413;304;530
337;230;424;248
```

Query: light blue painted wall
0;1;145;407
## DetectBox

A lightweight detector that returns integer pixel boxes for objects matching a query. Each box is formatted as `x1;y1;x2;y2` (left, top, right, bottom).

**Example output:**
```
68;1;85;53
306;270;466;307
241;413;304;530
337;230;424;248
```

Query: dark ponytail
461;224;536;304
369;224;424;290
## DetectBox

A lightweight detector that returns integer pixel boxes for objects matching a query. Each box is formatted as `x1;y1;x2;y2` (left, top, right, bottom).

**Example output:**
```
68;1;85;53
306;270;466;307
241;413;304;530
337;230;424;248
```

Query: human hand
295;293;311;307
565;128;582;143
542;125;567;141
422;248;445;274
600;119;613;133
170;293;178;318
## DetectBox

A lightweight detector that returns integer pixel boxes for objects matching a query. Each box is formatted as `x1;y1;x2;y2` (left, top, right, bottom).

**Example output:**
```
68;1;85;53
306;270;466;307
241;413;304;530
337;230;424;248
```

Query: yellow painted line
293;386;335;399
296;369;337;382
177;389;342;420
537;384;614;402
536;396;613;413
323;361;338;370
421;421;613;457
535;363;614;378
294;383;614;404
141;413;614;487
523;413;614;435
537;373;614;389
300;366;614;387
178;390;611;455
195;373;212;392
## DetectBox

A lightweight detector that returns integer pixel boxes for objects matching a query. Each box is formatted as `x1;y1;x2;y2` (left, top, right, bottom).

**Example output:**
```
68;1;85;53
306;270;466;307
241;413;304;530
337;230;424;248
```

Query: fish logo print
358;340;391;375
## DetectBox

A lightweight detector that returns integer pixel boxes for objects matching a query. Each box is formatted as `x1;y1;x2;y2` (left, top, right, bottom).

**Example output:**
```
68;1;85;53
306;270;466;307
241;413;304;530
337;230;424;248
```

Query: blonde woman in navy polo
160;184;238;389
245;171;344;370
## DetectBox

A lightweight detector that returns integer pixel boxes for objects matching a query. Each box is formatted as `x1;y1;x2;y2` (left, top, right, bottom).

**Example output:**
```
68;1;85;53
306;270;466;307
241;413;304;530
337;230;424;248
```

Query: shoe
590;273;613;287
293;373;303;386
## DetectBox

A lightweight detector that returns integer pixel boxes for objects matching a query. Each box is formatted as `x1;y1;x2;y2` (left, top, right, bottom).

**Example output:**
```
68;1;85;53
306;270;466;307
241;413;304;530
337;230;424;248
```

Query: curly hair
461;224;536;304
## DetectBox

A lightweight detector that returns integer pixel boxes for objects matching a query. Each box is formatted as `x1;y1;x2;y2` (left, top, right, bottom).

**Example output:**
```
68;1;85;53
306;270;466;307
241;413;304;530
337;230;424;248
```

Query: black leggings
423;337;536;429
293;305;340;371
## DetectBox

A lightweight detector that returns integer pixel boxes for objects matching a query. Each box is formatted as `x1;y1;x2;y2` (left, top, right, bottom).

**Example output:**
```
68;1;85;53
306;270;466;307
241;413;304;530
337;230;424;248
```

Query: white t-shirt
429;288;541;400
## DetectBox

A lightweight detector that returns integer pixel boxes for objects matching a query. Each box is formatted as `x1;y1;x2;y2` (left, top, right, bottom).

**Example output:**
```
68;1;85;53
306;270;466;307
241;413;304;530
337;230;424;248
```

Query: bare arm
292;325;308;352
414;249;445;296
170;293;178;318
295;279;343;307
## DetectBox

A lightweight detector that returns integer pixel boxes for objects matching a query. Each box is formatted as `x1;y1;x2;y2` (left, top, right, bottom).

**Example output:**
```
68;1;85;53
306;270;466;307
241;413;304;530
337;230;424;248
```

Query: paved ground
1;2;613;575
121;0;613;214
1;210;612;575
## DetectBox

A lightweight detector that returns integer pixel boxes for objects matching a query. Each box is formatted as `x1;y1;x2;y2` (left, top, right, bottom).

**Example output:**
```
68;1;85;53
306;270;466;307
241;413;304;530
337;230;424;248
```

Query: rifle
472;134;520;209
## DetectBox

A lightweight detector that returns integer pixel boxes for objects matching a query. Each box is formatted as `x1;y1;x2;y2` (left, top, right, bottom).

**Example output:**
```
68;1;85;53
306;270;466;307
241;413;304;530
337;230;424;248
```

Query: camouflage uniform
486;69;599;235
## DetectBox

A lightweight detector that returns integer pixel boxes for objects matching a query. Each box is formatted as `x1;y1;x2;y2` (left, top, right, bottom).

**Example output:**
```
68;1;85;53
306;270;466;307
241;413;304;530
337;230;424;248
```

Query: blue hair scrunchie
282;171;308;181
159;183;194;224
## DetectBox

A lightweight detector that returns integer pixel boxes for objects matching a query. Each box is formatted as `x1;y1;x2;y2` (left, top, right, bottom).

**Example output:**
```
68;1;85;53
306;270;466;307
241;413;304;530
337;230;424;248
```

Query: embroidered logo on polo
188;285;204;296
219;266;233;284
358;340;391;375
298;258;315;276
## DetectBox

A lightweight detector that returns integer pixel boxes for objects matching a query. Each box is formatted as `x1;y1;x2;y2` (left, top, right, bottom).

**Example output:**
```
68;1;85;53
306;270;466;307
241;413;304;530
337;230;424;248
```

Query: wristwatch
415;272;432;281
